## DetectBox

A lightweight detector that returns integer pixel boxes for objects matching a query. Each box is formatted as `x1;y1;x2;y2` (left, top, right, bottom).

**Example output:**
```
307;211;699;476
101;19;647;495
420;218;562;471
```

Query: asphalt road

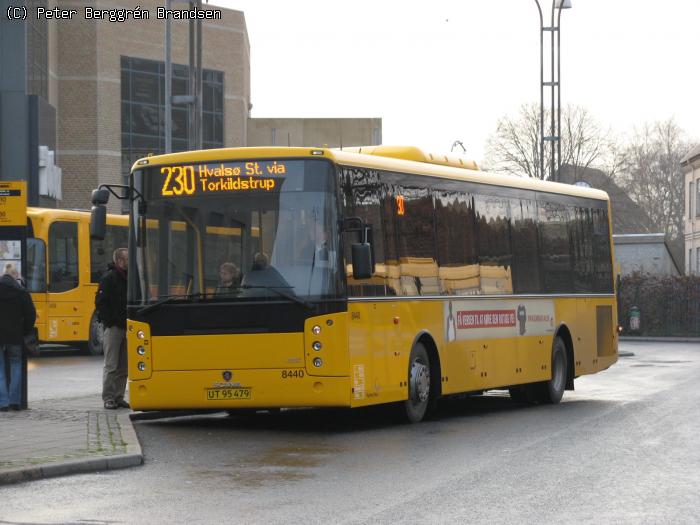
26;346;103;401
3;341;699;524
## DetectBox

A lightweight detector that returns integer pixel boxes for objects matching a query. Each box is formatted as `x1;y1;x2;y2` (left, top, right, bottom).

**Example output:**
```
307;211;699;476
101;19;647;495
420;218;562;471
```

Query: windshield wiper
241;285;313;310
135;293;206;315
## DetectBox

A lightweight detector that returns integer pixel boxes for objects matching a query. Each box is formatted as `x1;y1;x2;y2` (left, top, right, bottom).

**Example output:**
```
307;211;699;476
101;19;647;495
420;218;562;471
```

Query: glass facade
120;56;224;181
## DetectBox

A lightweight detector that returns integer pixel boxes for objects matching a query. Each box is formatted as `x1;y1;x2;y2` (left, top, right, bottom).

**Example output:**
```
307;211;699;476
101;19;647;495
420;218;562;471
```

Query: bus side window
48;221;79;293
26;237;47;293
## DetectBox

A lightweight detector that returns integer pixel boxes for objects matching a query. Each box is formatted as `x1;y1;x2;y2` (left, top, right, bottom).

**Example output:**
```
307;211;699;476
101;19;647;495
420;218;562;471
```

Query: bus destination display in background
158;160;291;197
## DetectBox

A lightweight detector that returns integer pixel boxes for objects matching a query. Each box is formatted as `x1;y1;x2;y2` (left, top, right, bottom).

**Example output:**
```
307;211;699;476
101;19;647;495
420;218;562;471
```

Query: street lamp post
534;0;571;181
164;0;204;154
164;0;172;154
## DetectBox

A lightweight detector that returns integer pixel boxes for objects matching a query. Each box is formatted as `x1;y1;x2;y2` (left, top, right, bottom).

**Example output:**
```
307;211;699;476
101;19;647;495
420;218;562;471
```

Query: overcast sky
212;0;700;162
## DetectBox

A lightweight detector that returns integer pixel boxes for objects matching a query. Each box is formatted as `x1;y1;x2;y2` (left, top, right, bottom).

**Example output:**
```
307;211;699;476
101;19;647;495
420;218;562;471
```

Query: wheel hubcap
92;319;104;346
410;359;430;404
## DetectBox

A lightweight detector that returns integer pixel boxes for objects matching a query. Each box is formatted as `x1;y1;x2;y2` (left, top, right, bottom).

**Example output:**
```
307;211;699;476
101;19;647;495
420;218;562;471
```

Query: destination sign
157;161;290;198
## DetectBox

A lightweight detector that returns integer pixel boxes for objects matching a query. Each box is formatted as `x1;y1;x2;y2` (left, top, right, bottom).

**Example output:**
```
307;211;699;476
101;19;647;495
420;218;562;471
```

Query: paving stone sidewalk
0;395;143;485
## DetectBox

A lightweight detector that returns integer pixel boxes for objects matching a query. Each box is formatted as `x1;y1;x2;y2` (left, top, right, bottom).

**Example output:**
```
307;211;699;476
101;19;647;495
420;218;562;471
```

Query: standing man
95;248;129;410
0;263;36;411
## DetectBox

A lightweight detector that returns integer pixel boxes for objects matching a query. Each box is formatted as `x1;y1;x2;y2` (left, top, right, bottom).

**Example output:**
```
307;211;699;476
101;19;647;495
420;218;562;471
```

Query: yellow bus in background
26;208;128;355
91;145;618;421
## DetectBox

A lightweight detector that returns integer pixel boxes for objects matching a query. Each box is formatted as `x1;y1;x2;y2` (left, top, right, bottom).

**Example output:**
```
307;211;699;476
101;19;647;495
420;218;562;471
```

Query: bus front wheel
403;343;432;423
84;312;104;356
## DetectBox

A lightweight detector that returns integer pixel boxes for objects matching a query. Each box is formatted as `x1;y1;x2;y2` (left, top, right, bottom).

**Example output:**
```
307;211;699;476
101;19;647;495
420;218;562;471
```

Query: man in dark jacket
0;263;36;411
95;248;129;410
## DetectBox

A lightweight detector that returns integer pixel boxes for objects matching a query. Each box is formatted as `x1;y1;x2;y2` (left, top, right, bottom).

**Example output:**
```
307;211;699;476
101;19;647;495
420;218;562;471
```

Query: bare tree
616;118;690;242
561;106;607;181
484;103;543;178
485;103;612;180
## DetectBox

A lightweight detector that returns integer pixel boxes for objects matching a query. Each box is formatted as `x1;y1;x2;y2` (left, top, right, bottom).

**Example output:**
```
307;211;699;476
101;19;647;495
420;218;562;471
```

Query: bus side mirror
91;188;110;205
90;188;110;240
90;205;107;240
351;243;372;280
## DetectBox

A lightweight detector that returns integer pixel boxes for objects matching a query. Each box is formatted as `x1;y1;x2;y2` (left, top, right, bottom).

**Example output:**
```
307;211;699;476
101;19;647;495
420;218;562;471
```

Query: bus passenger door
46;220;84;344
348;301;403;406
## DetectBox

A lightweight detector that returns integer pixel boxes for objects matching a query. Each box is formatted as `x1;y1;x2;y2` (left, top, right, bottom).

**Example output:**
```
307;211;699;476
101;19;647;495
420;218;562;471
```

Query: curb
0;410;143;487
620;336;700;343
0;453;143;486
118;411;143;457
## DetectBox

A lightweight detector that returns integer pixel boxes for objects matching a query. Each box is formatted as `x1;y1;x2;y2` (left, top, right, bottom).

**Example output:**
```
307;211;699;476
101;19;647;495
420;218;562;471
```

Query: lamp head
556;0;572;8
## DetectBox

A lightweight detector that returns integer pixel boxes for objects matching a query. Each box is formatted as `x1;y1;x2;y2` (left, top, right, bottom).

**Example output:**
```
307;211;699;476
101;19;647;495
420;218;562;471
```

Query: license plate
206;388;251;401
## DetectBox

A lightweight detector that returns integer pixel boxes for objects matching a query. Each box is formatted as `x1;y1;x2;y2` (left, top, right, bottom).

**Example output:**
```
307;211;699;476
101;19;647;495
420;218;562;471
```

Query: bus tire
85;312;105;356
402;342;432;423
540;336;568;404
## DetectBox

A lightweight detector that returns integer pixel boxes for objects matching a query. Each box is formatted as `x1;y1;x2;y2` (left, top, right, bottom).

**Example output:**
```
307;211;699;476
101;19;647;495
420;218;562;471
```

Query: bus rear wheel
539;336;567;404
510;337;568;405
402;343;432;423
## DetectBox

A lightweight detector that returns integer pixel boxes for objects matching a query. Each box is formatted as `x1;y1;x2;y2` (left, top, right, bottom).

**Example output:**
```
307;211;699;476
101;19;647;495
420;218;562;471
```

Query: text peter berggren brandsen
34;5;222;22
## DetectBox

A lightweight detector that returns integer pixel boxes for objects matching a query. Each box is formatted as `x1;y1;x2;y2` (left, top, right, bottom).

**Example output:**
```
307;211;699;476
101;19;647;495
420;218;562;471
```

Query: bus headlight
137;330;145;340
313;357;323;368
137;362;146;371
137;346;146;355
312;341;322;351
312;325;321;335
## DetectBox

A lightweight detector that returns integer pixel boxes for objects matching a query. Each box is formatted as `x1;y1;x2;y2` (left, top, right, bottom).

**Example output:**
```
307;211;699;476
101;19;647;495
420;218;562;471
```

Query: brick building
41;0;250;211
247;118;382;149
0;0;381;211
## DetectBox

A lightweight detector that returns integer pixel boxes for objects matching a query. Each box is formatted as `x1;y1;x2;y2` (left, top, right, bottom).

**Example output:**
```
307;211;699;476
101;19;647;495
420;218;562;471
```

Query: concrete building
248;118;382;149
682;144;700;275
613;234;682;277
1;0;382;212
52;0;249;211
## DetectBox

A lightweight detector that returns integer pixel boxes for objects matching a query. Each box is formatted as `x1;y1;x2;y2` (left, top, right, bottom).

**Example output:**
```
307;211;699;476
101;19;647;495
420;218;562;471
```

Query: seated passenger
251;252;270;271
214;262;241;296
242;252;290;290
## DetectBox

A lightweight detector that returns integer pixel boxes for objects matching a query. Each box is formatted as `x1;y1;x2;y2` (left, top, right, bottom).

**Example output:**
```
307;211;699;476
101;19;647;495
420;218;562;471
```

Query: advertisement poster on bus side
444;299;555;342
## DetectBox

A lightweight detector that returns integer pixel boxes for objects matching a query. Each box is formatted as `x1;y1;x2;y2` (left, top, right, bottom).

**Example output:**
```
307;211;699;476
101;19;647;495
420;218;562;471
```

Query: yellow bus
26;207;128;355
91;145;618;421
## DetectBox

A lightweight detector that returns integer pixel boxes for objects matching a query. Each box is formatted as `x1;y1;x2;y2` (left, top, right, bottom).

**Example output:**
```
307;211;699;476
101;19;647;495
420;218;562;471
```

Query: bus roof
132;146;610;202
27;207;128;224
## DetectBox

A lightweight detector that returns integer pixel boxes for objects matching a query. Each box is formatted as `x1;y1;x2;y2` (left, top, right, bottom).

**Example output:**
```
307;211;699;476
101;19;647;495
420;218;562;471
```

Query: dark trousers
102;326;127;403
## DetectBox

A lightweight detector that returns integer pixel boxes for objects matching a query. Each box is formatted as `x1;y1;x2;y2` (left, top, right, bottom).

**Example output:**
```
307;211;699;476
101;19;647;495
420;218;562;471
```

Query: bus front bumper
128;370;351;411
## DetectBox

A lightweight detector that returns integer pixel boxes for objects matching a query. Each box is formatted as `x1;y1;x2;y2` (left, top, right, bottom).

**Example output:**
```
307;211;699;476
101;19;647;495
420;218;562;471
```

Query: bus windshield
133;158;342;304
